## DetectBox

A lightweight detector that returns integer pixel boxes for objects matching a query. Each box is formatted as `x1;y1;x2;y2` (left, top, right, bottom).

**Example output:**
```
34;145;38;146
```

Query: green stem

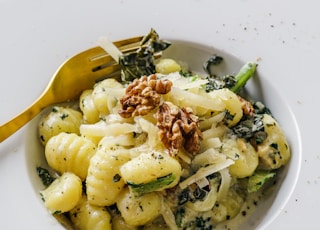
230;62;257;93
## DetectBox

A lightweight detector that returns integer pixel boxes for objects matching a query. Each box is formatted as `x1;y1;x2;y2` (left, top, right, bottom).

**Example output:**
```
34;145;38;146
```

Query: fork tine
87;44;141;74
60;36;143;82
69;36;143;69
52;36;144;93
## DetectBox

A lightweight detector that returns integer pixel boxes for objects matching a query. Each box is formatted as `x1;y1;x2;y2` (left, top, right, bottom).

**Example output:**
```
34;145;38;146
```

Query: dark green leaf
119;28;171;81
36;167;55;186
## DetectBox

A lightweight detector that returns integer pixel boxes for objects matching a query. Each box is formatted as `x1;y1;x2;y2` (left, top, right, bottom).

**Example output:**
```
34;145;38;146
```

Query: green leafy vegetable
205;61;256;93
119;28;171;81
232;114;265;139
36;167;55;186
232;101;272;144
203;55;224;74
127;173;175;196
248;171;276;193
205;75;237;92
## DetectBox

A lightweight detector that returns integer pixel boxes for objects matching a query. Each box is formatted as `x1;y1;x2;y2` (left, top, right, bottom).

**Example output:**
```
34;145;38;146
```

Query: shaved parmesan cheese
217;168;232;200
179;159;234;189
192;148;226;169
80;120;139;137
195;177;210;188
168;87;225;111
161;199;179;230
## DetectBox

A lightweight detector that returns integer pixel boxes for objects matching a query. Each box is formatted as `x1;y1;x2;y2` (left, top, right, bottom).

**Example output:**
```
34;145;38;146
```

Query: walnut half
119;74;172;118
157;102;202;156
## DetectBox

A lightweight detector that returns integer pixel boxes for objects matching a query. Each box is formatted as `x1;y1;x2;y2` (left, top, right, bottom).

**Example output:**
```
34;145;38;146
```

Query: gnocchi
38;106;83;145
257;114;291;170
120;151;182;191
79;89;100;124
86;146;130;206
221;137;259;178
41;172;82;214
155;58;181;74
45;132;96;180
70;195;112;230
91;78;124;116
116;188;162;226
36;42;290;229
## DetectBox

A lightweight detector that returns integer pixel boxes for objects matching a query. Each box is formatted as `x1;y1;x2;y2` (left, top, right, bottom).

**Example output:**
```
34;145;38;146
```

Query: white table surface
0;0;318;229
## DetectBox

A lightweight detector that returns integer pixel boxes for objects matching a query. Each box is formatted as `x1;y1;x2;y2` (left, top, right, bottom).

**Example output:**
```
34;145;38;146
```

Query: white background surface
0;0;318;229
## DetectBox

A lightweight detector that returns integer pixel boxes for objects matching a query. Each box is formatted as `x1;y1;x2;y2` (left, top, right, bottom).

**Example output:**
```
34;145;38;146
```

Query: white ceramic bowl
24;40;301;229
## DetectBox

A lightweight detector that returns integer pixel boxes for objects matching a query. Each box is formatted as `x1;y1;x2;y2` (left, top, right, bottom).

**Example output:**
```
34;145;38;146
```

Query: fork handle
0;96;48;143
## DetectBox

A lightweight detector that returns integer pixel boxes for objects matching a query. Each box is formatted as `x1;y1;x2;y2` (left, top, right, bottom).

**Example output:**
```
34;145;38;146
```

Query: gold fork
0;36;144;143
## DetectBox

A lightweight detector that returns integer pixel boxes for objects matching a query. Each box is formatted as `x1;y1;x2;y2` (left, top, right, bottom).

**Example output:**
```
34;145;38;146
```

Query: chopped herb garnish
270;143;279;149
112;174;122;182
224;110;235;121
36;167;55;186
52;210;62;215
60;114;69;120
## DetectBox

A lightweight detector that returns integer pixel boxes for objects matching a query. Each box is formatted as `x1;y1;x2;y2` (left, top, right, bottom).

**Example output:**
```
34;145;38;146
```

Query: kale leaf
119;28;171;81
36;166;55;186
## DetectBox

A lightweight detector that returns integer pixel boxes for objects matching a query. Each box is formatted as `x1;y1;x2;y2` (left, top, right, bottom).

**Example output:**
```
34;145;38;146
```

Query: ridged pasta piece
257;114;291;170
221;138;258;178
38;106;83;145
117;188;162;226
120;151;182;190
40;172;82;214
45;132;96;180
79;89;100;124
86;146;130;206
70;195;112;230
92;78;125;116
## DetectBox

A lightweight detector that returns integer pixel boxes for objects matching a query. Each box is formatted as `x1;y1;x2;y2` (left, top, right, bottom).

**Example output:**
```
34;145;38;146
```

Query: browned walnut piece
119;74;172;118
238;95;255;117
156;102;202;156
119;75;202;155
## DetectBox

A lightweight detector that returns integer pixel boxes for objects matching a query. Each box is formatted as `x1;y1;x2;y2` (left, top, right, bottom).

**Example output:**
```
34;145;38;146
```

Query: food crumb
256;57;262;62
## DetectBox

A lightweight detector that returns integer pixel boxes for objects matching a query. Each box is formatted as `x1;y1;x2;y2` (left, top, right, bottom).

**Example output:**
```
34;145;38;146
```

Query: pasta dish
36;29;290;230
